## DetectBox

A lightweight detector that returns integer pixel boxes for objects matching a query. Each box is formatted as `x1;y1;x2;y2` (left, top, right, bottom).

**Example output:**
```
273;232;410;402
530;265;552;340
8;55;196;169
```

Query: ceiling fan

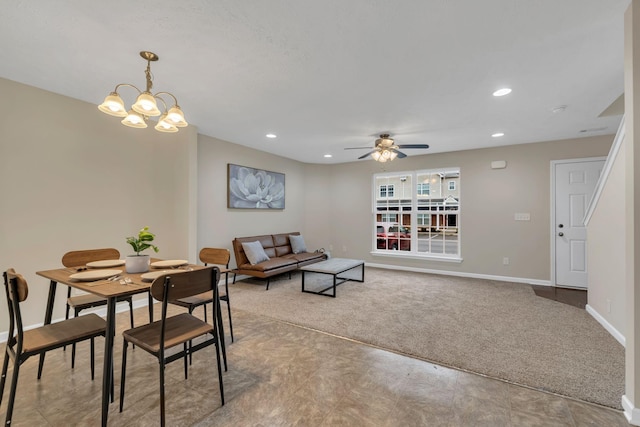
345;134;430;162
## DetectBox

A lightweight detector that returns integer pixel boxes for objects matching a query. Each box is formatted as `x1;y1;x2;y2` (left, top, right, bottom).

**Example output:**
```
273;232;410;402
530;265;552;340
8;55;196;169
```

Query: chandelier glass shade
98;51;187;133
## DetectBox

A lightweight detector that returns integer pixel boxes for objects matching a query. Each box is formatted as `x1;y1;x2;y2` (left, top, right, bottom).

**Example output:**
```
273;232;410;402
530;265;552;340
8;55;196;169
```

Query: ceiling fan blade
344;147;374;150
395;144;430;149
395;150;407;158
358;150;378;159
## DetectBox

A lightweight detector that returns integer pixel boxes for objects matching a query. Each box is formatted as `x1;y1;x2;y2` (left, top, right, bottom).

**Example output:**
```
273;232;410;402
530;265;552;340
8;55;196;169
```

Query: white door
554;159;604;288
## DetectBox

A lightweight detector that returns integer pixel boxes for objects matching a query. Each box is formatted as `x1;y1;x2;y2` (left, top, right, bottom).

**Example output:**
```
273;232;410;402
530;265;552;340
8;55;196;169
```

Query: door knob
558;232;564;237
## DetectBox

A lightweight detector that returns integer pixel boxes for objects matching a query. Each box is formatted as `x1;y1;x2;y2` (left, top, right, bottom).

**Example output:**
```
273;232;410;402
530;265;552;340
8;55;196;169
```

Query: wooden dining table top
36;261;204;298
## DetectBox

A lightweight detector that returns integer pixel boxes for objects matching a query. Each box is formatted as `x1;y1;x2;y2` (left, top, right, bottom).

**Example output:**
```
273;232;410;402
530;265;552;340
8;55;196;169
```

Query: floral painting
227;164;285;209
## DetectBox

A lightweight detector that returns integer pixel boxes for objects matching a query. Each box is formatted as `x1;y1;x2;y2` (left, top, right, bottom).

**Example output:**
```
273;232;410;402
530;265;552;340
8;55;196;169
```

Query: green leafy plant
126;226;159;256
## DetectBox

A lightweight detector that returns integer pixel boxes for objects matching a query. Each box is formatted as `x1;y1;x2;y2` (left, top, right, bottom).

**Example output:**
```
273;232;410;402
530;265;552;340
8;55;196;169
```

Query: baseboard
365;262;551;286
623;395;640;425
585;304;626;347
0;297;153;344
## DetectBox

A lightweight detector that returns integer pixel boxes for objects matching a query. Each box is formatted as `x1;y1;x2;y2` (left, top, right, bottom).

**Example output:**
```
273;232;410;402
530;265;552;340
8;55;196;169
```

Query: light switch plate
515;213;530;221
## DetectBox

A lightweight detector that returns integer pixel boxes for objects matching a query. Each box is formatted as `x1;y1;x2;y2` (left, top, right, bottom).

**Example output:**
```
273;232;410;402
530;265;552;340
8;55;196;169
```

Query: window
380;214;398;222
374;168;460;259
417;213;430;228
417;183;430;195
379;184;395;198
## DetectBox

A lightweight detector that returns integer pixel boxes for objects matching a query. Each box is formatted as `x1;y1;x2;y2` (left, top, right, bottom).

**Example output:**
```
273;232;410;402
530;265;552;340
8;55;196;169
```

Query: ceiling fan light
98;92;127;117
166;105;188;127
371;150;387;163
121;110;148;128
389;151;398;161
154;114;178;133
132;92;161;117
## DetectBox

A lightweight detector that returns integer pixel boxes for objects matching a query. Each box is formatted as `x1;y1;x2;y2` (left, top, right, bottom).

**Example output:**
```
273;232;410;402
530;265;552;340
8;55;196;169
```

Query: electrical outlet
503;257;509;265
342;245;347;252
515;213;531;221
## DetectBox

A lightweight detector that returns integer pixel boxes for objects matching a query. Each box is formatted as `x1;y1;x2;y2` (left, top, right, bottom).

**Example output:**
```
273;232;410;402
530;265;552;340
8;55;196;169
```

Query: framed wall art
227;164;285;209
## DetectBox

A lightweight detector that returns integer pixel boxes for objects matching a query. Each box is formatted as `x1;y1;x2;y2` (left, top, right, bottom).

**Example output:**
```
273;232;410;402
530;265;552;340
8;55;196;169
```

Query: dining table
36;260;226;427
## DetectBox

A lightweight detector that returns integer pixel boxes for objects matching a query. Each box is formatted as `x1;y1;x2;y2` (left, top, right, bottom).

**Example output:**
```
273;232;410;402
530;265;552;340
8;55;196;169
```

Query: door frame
550;156;606;287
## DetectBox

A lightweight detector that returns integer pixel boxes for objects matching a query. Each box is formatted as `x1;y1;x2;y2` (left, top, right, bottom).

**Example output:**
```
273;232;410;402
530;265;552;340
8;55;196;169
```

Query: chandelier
98;51;188;133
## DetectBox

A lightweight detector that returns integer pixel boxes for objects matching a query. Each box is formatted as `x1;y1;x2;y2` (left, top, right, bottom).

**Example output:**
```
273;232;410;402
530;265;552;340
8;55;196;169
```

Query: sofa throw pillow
289;234;307;254
242;241;270;265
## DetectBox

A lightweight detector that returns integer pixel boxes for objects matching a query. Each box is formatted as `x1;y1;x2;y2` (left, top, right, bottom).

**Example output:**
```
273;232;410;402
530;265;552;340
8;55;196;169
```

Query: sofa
232;232;326;290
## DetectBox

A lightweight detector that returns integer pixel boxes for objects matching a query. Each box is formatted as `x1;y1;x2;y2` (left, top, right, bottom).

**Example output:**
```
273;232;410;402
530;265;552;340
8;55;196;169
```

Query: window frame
372;168;462;262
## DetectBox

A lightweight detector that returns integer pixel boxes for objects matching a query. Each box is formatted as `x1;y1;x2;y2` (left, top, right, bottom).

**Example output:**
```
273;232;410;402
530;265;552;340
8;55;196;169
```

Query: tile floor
0;304;630;426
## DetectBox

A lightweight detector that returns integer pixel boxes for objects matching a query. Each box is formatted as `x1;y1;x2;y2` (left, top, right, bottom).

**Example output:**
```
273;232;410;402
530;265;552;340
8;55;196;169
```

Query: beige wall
196;134;311;253
303;136;613;281
588;137;626;337
0;77;197;331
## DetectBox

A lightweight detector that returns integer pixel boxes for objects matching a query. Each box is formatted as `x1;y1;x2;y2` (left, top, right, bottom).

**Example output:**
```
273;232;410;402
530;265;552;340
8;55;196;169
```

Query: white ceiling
0;1;628;164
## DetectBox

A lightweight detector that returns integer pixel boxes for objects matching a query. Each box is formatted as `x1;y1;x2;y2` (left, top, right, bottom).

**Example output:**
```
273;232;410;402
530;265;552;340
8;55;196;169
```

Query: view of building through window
374;168;460;257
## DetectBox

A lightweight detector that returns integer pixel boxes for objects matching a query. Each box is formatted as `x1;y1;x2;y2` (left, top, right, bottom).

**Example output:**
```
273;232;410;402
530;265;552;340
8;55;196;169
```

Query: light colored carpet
228;267;624;409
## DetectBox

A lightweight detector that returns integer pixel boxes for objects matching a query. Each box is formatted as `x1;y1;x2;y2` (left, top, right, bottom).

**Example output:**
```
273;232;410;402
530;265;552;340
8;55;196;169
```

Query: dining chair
171;248;234;342
1;269;106;426
119;267;224;427
61;248;135;368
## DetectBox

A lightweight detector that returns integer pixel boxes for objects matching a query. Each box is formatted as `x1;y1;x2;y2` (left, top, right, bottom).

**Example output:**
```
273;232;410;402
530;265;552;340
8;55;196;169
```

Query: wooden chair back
4;268;28;303
3;269;30;350
61;248;120;267
150;267;220;302
199;248;230;267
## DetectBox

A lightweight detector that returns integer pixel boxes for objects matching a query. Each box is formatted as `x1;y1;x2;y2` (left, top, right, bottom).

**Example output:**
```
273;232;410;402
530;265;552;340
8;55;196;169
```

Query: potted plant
125;226;159;273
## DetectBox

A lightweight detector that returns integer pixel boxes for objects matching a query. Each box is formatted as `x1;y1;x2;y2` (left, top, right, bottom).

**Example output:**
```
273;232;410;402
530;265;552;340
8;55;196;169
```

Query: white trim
550;156;607;286
584;117;625;226
370;251;463;263
366;262;551;286
622;395;640;425
585;304;626;347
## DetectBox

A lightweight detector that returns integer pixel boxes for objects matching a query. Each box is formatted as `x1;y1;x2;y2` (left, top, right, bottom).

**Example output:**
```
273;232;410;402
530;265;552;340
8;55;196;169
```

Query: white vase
125;254;150;274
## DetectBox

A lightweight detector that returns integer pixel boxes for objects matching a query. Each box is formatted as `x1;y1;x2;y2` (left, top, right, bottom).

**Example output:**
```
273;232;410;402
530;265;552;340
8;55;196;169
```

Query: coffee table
300;258;364;297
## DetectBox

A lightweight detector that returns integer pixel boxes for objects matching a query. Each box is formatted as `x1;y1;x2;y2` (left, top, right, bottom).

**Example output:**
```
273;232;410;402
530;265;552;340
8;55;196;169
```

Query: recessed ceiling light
493;88;512;97
324;154;332;158
492;132;505;138
265;133;277;138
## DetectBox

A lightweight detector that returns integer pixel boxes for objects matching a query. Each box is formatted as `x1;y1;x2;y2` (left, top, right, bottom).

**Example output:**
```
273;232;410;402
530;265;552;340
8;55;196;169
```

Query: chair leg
188;307;194;366
159;358;166;427
119;340;128;413
37;354;45;380
5;355;21;426
225;301;234;343
224;276;234;343
71;344;77;370
214;339;225;406
183;343;188;380
71;307;81;369
90;337;95;380
0;346;10;405
203;303;208;323
64;287;72;352
216;304;228;372
148;291;154;323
